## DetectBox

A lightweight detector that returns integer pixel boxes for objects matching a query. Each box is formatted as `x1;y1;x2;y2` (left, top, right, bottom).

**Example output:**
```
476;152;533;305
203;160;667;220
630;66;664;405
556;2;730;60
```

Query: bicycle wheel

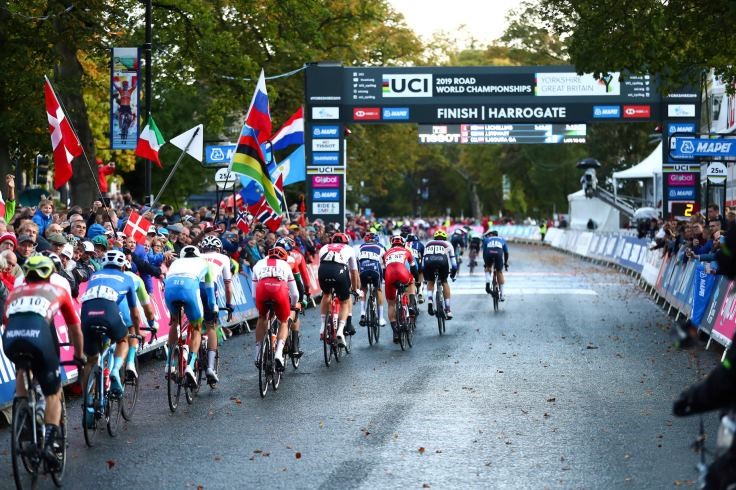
323;315;333;368
51;390;68;487
492;280;499;312
366;293;375;346
397;301;406;351
83;366;101;447
196;344;207;392
343;327;352;355
258;337;270;398
121;354;139;421
436;289;445;335
373;291;381;343
290;329;300;369
406;317;414;348
106;367;122;437
167;345;182;413
11;397;37;489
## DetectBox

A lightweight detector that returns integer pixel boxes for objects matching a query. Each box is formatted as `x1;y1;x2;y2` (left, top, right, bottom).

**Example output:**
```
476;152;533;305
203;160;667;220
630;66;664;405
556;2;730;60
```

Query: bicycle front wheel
11;397;37;490
397;302;406;351
290;330;300;369
51;390;68;487
367;295;375;346
436;289;445;335
167;345;182;413
83;366;102;447
323;316;333;368
121;355;139;421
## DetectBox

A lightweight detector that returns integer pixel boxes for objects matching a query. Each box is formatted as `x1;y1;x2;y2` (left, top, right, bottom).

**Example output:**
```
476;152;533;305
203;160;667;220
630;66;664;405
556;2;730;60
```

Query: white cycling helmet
200;235;222;252
180;245;200;258
102;249;126;269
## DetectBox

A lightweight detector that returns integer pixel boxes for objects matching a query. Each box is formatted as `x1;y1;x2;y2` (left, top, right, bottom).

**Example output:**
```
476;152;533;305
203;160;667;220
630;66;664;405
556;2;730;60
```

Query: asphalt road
0;244;722;489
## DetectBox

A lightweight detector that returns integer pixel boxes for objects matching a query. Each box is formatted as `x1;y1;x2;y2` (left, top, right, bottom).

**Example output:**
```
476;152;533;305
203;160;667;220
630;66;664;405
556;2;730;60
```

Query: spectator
47;232;68;257
707;203;727;230
0;250;16;291
68;214;87;239
32;199;54;237
0;233;17;254
15;234;36;266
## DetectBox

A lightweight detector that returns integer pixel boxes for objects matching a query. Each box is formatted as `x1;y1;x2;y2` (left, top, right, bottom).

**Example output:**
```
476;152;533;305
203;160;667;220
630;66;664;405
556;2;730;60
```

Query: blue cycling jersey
358;243;385;273
83;267;139;309
482;236;509;255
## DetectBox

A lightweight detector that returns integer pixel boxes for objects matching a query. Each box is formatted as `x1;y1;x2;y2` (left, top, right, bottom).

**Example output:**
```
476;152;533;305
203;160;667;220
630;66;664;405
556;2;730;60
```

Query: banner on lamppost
110;47;140;150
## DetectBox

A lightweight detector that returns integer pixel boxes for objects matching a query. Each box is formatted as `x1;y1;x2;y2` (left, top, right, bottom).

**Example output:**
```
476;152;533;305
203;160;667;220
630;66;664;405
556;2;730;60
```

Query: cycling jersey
358;242;385;287
383;246;415;301
119;271;150;328
203;251;233;321
423;239;457;282
408;240;425;274
318;243;357;301
164;257;216;325
15;272;72;298
483;236;509;270
252;257;298;322
3;282;79;395
287;248;311;298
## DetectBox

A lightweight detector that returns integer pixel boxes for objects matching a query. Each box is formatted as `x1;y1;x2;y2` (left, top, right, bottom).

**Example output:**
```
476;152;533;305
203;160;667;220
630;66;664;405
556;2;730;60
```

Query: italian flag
135;116;165;167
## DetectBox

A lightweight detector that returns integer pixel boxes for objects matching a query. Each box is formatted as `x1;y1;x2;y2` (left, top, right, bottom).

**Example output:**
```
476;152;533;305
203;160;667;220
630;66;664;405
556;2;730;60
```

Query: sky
388;0;523;47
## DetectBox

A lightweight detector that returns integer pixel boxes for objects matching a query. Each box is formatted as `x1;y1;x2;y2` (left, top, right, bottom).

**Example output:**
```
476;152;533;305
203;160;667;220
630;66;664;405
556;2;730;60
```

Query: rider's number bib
425;245;447;256
80;285;118;303
7;296;52;317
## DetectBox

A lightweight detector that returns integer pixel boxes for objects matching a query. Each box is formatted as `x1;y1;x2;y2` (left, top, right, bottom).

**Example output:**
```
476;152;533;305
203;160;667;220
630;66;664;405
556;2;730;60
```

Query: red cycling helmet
390;235;406;247
268;247;288;261
332;232;349;244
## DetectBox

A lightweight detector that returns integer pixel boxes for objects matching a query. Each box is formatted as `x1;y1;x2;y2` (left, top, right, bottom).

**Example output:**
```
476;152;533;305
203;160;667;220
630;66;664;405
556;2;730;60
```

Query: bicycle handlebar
221;306;234;322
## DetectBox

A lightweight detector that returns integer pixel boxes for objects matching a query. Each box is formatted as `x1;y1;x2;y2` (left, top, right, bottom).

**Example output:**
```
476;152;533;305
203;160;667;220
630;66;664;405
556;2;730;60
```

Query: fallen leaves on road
586;344;599;349
296;452;302;459
106;459;116;469
361;428;371;436
547;397;556;403
197;486;204;490
214;456;221;461
422;484;431;488
418;447;425;454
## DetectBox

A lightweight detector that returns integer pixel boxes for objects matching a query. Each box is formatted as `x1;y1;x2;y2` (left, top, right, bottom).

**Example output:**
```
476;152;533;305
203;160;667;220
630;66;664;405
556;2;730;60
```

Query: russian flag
245;69;271;144
271;107;304;151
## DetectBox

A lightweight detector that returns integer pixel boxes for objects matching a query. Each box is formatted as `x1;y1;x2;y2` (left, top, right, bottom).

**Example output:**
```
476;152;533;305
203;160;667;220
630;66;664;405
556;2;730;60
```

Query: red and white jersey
15;272;72;298
203;251;233;282
319;243;358;271
383;246;415;267
252;257;299;306
5;281;79;325
252;257;294;283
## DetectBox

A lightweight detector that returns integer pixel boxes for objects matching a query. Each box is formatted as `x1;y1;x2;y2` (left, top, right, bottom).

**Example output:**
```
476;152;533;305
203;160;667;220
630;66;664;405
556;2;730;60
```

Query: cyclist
276;237;308;358
468;230;482;269
119;259;158;380
423;229;458;319
200;236;234;385
252;246;299;370
318;232;360;346
406;233;425;303
482;230;509;301
163;245;216;387
450;228;467;261
358;231;386;327
2;256;84;469
80;250;140;399
383;235;417;343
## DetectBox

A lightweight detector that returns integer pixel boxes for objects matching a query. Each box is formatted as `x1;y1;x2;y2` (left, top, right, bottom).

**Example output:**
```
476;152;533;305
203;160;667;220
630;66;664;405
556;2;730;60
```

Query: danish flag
44;76;82;189
123;211;152;246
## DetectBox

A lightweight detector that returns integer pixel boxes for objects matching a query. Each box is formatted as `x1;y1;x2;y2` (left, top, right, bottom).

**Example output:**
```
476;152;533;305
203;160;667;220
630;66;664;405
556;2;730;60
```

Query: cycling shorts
200;283;218;323
360;269;382;289
484;250;504;270
3;313;61;396
164;276;204;325
384;263;413;301
451;237;464;248
469;241;481;253
424;256;450;283
81;299;127;357
318;262;351;301
255;278;291;323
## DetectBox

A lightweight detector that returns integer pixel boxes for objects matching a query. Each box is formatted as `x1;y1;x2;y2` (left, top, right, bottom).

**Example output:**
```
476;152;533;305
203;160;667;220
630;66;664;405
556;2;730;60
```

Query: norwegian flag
123;211;152;246
44;76;82;189
236;206;251;234
247;196;282;232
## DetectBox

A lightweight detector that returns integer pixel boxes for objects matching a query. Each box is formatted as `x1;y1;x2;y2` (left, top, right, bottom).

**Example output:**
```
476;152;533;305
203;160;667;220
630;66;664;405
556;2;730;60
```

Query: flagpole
215;170;237;223
45;76;106;201
266;140;290;222
152;126;200;206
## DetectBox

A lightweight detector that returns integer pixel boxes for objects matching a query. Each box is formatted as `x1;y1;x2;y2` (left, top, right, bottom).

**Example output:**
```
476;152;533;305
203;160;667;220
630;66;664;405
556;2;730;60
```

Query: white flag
169;124;203;162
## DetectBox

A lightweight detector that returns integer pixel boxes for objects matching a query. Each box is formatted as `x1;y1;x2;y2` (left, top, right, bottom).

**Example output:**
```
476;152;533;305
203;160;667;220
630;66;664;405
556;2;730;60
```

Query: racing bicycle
10;346;81;489
394;282;416;351
257;300;282;398
322;287;353;367
121;325;157;421
433;270;447;335
365;282;380;346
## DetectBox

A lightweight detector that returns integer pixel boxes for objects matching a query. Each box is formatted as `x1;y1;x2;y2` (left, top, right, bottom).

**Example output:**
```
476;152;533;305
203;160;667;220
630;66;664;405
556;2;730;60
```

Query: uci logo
382;74;432;98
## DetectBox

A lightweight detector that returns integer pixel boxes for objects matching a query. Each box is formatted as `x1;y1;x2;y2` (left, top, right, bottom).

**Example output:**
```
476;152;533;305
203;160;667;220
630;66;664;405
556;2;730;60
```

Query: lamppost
143;0;153;205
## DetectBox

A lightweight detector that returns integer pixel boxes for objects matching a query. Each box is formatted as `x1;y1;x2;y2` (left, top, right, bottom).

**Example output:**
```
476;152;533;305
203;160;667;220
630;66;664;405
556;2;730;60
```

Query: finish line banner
418;123;586;144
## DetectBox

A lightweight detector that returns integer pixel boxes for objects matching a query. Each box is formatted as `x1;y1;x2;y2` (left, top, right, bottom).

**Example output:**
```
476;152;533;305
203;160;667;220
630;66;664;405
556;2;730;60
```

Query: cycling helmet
390;235;406;247
102;249;126;269
332;232;349;244
200;235;222;252
268;246;288;261
40;250;62;273
180;245;200;258
364;232;378;243
406;234;418;242
274;237;292;252
400;224;412;237
434;229;448;240
23;256;55;281
484;229;498;237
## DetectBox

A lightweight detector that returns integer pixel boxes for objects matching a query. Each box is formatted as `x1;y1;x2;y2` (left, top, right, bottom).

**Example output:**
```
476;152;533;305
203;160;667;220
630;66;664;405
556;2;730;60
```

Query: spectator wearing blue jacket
32;199;54;237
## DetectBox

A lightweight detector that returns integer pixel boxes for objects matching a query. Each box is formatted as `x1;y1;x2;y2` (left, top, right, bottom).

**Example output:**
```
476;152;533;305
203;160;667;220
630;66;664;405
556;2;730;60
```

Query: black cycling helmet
400;224;412;237
406;234;418;242
40;250;63;273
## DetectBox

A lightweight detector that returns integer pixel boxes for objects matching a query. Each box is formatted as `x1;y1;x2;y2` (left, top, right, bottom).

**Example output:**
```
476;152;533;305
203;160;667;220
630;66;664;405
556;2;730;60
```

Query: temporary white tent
611;142;663;208
568;189;621;232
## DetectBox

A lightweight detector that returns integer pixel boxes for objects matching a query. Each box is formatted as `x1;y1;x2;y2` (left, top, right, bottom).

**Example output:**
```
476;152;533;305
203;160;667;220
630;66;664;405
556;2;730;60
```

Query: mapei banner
110;47;140;150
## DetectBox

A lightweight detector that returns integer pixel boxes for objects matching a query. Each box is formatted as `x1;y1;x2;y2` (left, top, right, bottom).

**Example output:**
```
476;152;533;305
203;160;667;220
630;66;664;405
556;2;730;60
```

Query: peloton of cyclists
482;230;509;301
422;229;458;319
